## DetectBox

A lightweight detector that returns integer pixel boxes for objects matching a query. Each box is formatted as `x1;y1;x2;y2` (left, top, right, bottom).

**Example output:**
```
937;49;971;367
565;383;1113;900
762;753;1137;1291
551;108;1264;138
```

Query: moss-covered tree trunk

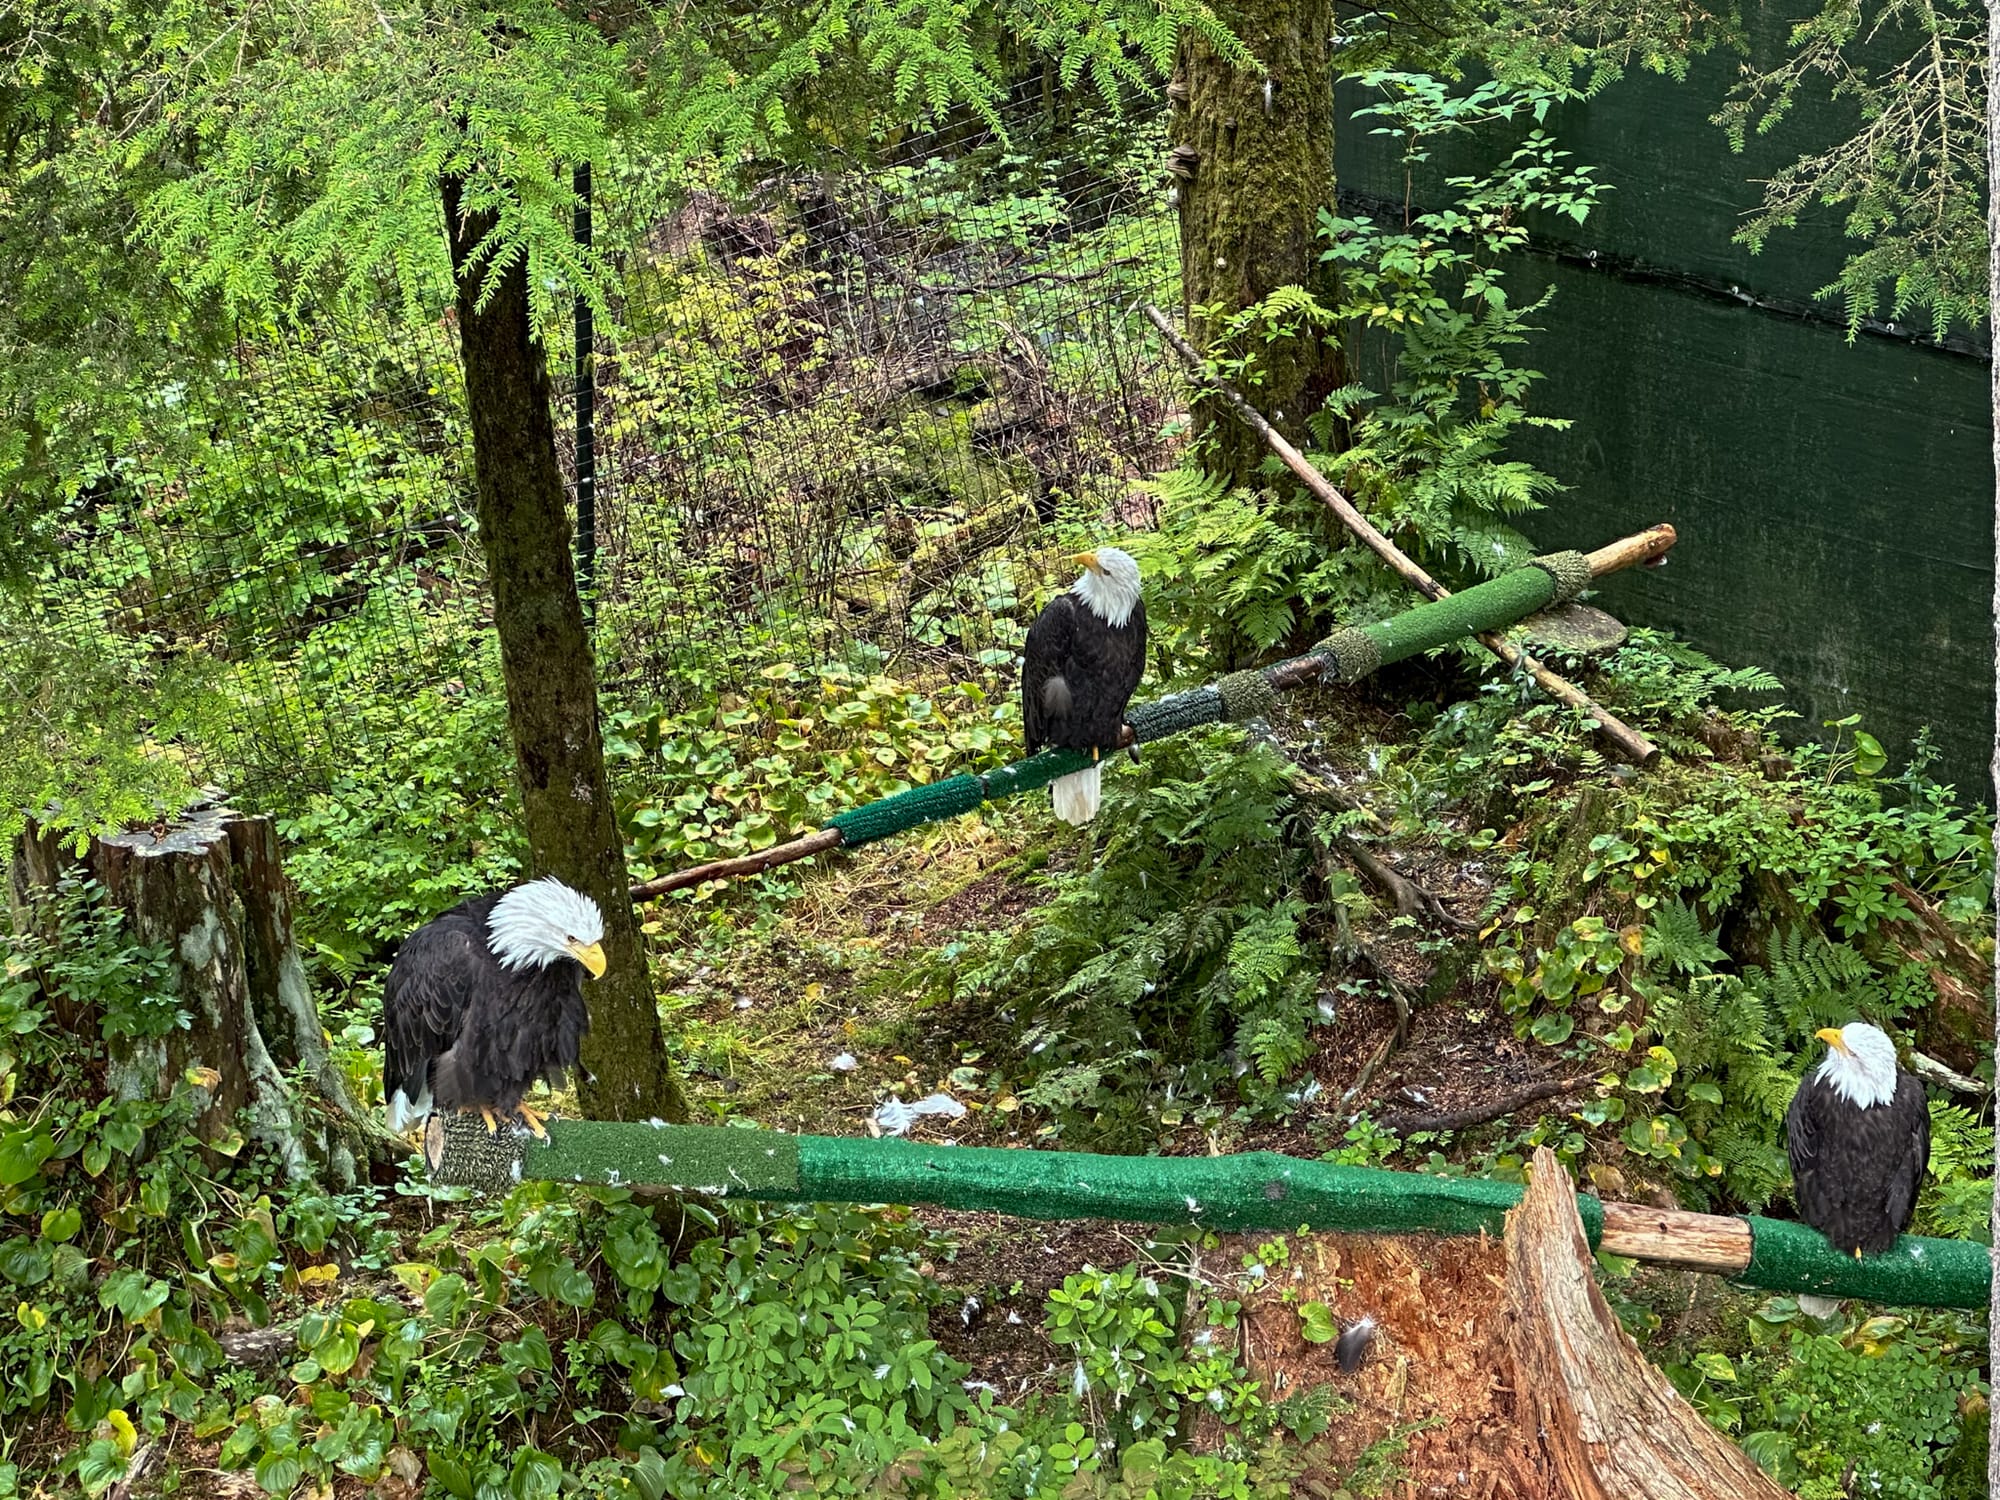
442;177;685;1125
1173;0;1344;487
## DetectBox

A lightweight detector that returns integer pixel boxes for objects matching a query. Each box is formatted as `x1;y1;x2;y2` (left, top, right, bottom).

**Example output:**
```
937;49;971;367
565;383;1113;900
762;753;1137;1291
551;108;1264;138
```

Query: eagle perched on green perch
381;878;607;1138
1023;547;1146;826
1786;1021;1930;1312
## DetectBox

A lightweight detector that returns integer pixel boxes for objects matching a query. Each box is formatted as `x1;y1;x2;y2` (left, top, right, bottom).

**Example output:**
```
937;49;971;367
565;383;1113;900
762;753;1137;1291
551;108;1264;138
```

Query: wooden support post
1504;1147;1790;1497
1144;303;1663;766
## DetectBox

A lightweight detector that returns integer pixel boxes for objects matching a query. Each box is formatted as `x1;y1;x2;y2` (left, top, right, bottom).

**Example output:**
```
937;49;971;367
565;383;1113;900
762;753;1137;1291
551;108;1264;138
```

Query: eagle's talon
514;1104;550;1139
478;1107;501;1135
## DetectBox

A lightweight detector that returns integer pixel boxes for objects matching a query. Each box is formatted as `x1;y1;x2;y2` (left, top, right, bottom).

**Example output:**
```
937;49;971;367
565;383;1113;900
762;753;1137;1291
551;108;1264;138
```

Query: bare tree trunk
1503;1147;1791;1499
8;805;373;1187
1986;0;2000;1481
440;176;686;1124
1172;0;1344;487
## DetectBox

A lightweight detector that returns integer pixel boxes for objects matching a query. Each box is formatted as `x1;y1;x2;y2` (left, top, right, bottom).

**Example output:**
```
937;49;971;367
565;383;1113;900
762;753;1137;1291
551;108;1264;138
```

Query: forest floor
635;713;1721;1496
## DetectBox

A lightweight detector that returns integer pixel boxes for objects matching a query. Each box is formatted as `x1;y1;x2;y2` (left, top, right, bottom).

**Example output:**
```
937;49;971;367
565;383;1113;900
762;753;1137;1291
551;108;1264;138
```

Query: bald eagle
1786;1022;1929;1305
1023;547;1146;826
381;877;607;1138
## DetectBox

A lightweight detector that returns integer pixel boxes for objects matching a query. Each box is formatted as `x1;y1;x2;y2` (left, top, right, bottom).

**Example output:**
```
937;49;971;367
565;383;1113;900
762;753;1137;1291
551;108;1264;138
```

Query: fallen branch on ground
1374;1075;1598;1135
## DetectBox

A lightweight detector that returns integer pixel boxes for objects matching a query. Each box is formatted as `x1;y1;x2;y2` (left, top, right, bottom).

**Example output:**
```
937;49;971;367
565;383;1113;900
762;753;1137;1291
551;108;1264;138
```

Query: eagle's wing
1114;598;1147;710
1022;594;1079;751
1784;1073;1819;1182
1882;1072;1930;1236
381;924;484;1113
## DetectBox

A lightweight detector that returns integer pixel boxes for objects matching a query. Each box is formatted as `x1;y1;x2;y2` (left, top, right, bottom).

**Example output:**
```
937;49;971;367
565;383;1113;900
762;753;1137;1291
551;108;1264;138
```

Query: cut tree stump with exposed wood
1504;1146;1790;1499
7;801;384;1187
1200;1148;1791;1497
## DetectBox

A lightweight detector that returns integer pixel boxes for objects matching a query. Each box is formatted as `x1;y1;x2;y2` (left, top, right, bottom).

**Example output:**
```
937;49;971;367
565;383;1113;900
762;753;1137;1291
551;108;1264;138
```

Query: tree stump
1503;1146;1790;1499
8;801;375;1188
1198;1148;1798;1495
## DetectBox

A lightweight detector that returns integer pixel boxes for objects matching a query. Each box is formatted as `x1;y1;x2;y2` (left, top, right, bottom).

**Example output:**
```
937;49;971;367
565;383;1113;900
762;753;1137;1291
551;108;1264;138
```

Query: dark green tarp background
1334;30;1994;800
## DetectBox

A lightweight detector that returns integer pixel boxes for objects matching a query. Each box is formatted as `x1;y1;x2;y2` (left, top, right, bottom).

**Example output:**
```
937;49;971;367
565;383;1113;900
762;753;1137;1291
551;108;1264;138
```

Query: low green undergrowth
2;881;1342;1499
1657;1296;1987;1500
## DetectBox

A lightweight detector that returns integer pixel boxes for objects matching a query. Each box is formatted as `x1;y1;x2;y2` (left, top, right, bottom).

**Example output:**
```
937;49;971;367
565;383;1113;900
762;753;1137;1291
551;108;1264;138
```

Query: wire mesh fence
34;87;1188;808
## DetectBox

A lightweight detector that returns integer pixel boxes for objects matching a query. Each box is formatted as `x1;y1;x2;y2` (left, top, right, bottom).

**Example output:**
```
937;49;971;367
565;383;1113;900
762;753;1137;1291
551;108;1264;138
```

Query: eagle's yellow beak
1815;1026;1849;1054
569;940;608;979
1070;551;1103;575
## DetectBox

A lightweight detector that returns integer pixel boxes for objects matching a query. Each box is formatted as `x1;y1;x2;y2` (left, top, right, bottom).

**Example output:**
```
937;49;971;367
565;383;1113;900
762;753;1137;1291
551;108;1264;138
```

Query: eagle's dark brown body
1785;1068;1929;1256
381;891;590;1123
1022;591;1147;755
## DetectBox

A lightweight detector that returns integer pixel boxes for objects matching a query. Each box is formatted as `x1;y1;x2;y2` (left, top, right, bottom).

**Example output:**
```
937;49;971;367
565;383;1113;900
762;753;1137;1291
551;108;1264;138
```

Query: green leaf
658;1265;702;1305
0;1128;54;1185
1691;1351;1735;1383
314;1330;361;1376
101;1119;143;1157
1686;1081;1723;1106
40;1206;82;1243
509;1448;562;1500
74;1440;126;1498
1850;731;1886;777
424;1274;470;1324
1297;1301;1337;1344
1529;1012;1574;1045
629;1449;669;1500
254;1451;303;1494
427;1452;475;1500
0;1238;52;1287
100;1270;170;1322
1739;1430;1795;1480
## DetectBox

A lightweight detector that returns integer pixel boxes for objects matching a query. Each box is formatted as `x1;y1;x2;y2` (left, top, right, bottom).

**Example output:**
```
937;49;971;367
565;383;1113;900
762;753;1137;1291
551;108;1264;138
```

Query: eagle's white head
1814;1022;1900;1109
487;878;608;978
1071;547;1142;628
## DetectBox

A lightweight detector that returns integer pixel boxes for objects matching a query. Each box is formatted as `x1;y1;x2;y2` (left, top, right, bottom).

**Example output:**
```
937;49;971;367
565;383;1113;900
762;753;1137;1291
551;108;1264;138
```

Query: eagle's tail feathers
1040;675;1072;718
1051;764;1102;826
386;1086;433;1132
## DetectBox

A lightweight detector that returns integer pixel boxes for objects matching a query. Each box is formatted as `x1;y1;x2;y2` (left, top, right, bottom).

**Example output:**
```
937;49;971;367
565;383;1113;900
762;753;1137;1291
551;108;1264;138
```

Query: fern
930;731;1329;1147
1646;900;1729;976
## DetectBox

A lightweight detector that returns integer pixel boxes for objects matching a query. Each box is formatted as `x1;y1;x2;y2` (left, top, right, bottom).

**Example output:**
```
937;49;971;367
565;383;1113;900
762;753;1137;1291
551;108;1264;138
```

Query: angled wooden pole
1143;303;1663;765
629;523;1675;905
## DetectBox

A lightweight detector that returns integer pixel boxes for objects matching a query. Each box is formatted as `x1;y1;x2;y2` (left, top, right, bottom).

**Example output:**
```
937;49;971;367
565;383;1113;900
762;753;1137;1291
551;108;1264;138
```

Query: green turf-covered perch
629;526;1679;901
423;1114;1991;1310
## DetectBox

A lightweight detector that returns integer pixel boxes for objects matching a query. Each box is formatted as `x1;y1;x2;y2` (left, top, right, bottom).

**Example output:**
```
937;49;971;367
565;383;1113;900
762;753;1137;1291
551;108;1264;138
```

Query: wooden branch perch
1143;303;1665;765
628;828;842;901
1504;1146;1789;1498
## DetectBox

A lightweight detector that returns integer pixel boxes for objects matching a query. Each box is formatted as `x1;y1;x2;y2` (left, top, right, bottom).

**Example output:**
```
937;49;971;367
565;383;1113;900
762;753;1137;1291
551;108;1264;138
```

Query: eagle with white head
381;877;607;1138
1021;547;1147;826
